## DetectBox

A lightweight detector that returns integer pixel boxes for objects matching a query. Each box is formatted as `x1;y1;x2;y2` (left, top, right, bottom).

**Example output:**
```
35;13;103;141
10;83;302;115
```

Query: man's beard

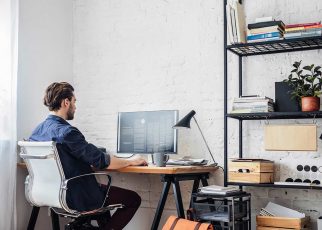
67;107;74;120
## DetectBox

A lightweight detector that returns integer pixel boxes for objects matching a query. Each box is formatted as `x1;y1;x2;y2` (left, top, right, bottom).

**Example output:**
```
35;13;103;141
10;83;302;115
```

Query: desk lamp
173;110;217;166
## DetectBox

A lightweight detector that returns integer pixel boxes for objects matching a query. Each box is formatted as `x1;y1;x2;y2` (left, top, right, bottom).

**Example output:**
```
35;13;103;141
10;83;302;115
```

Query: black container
275;82;300;112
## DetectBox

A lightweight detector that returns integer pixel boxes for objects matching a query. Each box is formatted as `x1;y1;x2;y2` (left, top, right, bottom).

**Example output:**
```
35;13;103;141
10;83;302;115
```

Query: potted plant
283;60;322;111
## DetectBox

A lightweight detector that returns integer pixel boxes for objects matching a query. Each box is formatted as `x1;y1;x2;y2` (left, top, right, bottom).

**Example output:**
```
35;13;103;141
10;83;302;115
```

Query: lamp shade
173;110;196;129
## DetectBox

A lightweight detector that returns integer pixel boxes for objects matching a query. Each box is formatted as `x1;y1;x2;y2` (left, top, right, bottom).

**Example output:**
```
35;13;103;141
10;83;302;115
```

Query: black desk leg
172;180;185;218
151;181;171;230
27;206;40;230
201;176;209;187
189;179;200;208
50;209;60;230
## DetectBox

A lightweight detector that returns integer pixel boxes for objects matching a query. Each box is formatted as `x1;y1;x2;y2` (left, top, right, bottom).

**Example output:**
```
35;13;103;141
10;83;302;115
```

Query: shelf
227;36;322;56
226;111;322;120
228;182;322;190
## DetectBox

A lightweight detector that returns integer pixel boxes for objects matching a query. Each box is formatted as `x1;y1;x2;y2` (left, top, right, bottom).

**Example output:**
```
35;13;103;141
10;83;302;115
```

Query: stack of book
284;21;322;39
198;185;240;195
231;96;274;113
247;20;285;43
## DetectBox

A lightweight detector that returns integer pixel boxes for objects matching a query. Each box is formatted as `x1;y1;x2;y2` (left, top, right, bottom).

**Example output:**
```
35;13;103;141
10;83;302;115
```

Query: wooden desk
18;163;217;230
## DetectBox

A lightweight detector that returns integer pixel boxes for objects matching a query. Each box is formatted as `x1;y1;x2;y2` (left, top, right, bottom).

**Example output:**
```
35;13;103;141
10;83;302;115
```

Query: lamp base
207;162;218;167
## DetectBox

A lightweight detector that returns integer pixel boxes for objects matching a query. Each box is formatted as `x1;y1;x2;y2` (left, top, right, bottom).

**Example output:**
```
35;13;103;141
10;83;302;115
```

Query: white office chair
18;141;123;230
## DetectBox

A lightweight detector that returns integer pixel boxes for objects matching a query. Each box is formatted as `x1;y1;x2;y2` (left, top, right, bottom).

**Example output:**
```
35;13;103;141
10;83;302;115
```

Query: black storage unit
223;0;322;190
191;192;251;230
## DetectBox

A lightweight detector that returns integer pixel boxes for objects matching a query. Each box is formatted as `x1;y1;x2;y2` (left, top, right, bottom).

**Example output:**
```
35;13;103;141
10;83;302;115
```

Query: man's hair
43;82;74;111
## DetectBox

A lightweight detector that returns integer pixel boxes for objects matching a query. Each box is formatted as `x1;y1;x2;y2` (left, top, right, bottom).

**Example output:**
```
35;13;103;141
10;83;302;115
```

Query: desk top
17;163;217;175
106;165;218;174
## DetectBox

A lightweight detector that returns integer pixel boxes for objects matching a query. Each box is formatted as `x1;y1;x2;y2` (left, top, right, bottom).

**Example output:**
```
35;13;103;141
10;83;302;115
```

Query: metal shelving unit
227;182;322;190
227;36;322;56
227;111;322;120
223;0;322;189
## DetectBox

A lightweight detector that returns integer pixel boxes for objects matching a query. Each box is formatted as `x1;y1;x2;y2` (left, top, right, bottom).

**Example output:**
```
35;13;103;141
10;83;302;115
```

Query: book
248;25;283;35
234;96;274;102
230;158;273;162
226;4;235;44
247;31;281;40
285;27;322;33
230;4;238;43
247;36;283;43
233;0;246;43
285;21;321;29
230;108;273;113
284;29;322;39
248;20;285;30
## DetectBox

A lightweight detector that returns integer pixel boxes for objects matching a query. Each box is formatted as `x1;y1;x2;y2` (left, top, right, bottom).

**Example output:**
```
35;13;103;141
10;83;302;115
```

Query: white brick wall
73;0;322;229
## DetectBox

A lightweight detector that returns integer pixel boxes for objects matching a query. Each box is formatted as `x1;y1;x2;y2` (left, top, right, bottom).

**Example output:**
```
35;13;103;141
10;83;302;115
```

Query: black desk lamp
173;110;217;166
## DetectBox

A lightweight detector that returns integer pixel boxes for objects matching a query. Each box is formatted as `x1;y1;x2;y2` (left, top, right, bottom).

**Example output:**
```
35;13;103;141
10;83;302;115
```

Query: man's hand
128;154;148;166
108;154;148;169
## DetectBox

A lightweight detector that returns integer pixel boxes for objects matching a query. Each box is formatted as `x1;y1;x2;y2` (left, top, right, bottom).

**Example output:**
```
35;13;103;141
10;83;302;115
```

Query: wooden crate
229;172;273;183
229;161;274;173
228;160;274;183
256;216;310;229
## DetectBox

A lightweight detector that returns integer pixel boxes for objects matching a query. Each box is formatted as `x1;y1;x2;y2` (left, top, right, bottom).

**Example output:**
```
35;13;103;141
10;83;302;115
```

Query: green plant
283;60;322;100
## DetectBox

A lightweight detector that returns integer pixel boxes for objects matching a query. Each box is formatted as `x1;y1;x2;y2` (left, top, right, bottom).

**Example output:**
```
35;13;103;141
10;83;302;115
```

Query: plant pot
301;96;320;111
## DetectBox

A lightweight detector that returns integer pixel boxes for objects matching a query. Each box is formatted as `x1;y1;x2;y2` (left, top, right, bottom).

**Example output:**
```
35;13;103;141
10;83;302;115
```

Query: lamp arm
193;117;216;164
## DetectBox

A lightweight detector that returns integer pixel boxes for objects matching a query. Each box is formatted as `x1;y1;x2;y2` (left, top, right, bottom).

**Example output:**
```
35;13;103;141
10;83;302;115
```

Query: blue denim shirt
29;115;110;211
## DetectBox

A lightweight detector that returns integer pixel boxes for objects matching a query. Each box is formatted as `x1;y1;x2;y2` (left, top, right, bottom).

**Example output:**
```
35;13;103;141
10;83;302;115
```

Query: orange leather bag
162;215;214;230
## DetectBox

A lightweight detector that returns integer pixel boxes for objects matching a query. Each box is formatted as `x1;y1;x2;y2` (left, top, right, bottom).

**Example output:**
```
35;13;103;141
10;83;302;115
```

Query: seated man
29;82;147;229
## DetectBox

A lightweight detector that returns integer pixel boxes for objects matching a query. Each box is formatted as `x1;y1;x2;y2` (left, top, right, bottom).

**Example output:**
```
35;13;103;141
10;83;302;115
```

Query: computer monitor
117;110;178;154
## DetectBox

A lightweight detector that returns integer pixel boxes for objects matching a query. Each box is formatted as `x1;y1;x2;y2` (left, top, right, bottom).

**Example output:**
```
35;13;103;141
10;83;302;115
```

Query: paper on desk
167;158;208;165
265;202;305;218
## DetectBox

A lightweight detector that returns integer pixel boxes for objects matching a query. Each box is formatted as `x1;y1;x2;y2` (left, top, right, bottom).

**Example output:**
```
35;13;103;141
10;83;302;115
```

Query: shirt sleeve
62;127;110;169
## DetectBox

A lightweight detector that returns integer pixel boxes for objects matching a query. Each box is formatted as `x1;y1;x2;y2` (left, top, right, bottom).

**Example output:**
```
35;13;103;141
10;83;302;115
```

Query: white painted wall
17;0;73;229
73;0;322;229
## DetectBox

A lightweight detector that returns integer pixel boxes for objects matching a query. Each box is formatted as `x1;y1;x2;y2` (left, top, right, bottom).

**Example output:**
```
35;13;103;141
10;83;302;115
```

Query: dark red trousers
97;186;141;230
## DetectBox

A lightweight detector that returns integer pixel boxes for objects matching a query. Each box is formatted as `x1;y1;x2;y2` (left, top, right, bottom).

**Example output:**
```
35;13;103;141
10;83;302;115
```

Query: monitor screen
117;110;178;154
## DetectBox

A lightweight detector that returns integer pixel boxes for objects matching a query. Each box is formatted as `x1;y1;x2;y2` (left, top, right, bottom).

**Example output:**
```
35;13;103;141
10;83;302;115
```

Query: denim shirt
29;115;110;211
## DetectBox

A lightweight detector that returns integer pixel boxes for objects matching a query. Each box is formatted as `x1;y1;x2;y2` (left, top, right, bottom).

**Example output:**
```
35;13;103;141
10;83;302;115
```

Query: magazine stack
231;95;274;113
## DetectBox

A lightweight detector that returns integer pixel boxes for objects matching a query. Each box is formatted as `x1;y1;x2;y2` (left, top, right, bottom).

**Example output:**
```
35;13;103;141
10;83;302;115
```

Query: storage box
228;160;274;183
256;216;310;229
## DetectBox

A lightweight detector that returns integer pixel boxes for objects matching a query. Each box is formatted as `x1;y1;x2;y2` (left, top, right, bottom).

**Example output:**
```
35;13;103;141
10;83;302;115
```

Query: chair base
50;204;124;230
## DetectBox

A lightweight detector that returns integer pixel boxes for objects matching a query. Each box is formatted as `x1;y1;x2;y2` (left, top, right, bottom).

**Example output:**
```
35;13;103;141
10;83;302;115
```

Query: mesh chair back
18;141;68;210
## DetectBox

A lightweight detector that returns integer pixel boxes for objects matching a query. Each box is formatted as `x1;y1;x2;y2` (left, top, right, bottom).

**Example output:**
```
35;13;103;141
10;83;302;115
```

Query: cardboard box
228;160;274;183
256;216;310;229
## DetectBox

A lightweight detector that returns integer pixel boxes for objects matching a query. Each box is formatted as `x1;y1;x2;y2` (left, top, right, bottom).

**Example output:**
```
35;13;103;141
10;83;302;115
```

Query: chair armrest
20;153;55;159
64;172;112;209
